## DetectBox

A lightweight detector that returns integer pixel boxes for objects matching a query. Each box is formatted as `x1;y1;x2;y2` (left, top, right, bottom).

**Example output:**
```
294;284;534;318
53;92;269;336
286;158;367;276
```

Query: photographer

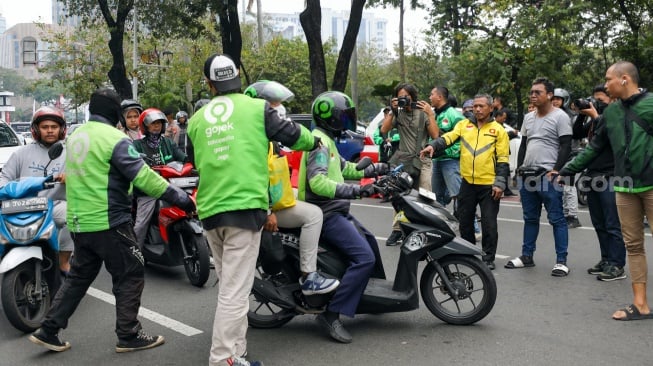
380;83;439;246
564;84;626;281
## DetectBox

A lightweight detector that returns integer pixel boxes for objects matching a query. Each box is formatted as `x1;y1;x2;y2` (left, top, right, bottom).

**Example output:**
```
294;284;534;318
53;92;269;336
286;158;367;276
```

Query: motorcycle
140;161;210;287
0;142;64;332
248;158;497;329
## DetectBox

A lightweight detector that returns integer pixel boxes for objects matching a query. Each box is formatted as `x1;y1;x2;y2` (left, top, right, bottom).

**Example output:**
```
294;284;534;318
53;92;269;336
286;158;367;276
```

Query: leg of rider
133;195;157;249
53;201;73;273
272;201;323;275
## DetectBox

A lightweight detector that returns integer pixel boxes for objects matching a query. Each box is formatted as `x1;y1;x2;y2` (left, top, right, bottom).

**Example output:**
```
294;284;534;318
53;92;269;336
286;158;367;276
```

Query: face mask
273;104;286;119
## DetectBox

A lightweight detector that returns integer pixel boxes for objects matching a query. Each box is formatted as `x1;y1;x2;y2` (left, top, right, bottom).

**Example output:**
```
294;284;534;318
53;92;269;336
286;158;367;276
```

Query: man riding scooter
298;91;388;343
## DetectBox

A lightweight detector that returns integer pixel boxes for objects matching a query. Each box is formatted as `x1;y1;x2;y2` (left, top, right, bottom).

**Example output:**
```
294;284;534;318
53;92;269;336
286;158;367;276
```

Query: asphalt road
1;196;652;366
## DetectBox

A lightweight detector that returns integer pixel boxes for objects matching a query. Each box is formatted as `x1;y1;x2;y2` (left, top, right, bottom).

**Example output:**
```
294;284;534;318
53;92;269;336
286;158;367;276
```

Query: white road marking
86;287;203;337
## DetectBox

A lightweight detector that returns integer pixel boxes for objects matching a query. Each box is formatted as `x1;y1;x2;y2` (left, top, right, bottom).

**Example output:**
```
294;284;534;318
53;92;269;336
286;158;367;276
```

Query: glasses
528;90;544;96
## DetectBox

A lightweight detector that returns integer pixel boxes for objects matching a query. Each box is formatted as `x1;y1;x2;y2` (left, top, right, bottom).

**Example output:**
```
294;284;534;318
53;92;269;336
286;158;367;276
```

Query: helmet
138;108;167;135
203;54;241;93
175;111;189;121
244;80;295;103
553;88;571;109
31;106;67;141
194;99;210;111
311;91;356;135
121;99;143;115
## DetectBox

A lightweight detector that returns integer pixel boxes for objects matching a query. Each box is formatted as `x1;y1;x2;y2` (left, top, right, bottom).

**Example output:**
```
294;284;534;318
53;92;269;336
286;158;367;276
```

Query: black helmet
311;91;356;135
121;99;143;115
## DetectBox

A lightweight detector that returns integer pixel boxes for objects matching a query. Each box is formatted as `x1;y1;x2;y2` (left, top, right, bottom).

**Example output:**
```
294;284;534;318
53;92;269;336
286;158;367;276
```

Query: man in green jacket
559;61;653;320
29;88;195;353
187;54;320;366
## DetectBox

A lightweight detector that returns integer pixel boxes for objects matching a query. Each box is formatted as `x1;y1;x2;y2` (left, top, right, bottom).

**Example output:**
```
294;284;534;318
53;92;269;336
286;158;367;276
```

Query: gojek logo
203;96;235;137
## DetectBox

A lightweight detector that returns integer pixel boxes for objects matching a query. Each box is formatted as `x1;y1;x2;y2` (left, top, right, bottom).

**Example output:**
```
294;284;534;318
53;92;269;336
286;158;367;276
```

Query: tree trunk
218;0;243;69
332;0;365;91
300;0;327;98
98;0;132;99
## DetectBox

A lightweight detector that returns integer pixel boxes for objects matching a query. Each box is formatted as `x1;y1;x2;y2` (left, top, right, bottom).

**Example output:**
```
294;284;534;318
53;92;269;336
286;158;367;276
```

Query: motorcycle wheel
1;260;51;333
181;232;211;287
247;264;296;329
420;255;497;325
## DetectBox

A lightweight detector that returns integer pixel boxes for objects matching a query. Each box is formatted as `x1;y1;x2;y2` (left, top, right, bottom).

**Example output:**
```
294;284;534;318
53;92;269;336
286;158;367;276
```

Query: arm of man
517;136;527;168
494;128;511;191
560;116;606;176
552;135;572;172
420;102;440;139
0;150;21;187
264;103;319;151
379;109;395;134
305;146;360;199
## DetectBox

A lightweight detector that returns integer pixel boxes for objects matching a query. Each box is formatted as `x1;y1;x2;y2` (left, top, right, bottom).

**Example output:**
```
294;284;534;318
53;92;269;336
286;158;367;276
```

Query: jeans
518;175;568;263
457;181;500;262
586;184;626;267
432;158;461;206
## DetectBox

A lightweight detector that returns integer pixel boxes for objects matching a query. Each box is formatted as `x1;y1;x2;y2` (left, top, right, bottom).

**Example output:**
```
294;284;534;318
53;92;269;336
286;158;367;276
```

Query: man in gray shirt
505;77;572;277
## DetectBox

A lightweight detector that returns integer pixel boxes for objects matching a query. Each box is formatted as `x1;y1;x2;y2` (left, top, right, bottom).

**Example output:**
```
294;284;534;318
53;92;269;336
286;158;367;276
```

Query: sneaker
587;260;608;275
566;216;582;228
316;313;352;343
115;330;165;353
300;272;340;295
227;356;264;366
551;262;570;277
29;328;71;352
484;261;495;270
386;230;403;246
597;265;627;282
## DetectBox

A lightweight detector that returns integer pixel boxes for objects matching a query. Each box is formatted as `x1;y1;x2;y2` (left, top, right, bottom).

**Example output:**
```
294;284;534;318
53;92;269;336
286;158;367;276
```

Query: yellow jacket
438;119;510;187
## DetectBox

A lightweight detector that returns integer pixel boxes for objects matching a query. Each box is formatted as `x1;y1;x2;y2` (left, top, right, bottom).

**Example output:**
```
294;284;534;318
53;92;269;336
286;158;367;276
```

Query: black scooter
248;159;497;328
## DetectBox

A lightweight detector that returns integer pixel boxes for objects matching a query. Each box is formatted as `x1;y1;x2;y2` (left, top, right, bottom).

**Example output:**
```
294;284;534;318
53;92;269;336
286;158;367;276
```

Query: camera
573;97;594;110
397;96;419;109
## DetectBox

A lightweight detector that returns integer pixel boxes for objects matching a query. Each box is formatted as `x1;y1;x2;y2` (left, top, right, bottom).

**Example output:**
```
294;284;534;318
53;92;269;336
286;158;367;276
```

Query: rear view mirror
48;141;64;160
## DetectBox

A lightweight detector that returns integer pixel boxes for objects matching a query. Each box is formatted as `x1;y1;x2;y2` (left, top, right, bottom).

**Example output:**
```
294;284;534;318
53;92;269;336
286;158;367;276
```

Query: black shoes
587;260;608;275
484;261;496;270
115;330;165;353
29;328;71;352
566;216;582;228
316;313;352;343
386;230;403;246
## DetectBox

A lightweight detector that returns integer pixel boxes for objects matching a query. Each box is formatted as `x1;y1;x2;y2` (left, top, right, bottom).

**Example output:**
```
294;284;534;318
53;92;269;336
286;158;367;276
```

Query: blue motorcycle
0;143;63;332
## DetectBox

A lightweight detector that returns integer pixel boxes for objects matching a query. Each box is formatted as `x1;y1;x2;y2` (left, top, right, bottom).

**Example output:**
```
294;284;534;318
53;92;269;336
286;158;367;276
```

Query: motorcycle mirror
48;141;64;160
356;156;373;171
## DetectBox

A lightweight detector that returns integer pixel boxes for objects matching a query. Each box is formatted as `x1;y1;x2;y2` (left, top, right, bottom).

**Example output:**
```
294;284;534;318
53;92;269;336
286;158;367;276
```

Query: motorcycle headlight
403;232;427;252
5;216;45;243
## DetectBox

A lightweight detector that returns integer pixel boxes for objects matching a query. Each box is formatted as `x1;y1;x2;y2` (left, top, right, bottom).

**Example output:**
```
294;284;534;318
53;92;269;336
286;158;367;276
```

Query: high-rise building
52;0;81;27
255;7;387;51
0;12;6;34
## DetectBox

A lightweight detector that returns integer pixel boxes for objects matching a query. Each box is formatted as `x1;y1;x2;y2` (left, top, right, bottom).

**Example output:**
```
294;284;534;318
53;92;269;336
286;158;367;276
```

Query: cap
203;54;242;92
463;99;474;109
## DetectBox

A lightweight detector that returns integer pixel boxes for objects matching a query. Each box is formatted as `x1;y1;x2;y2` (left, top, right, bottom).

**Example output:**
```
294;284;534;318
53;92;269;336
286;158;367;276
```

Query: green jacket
299;128;364;215
435;105;464;160
188;94;315;222
65;117;171;232
563;91;653;193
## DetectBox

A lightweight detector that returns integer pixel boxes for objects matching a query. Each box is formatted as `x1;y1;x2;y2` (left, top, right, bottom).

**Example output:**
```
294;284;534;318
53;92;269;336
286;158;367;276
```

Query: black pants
457;180;500;262
42;222;145;341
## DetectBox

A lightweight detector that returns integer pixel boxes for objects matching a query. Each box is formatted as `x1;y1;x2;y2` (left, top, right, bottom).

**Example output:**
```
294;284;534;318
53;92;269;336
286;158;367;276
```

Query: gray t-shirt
520;107;572;170
0;142;66;201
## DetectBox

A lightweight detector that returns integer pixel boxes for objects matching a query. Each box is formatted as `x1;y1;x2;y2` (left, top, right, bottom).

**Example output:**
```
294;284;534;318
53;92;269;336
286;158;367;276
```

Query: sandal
613;304;653;321
551;263;569;277
504;255;535;269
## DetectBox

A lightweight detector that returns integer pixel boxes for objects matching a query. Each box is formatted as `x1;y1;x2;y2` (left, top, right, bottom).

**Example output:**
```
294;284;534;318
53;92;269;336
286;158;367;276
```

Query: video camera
573;97;595;111
397;96;419;110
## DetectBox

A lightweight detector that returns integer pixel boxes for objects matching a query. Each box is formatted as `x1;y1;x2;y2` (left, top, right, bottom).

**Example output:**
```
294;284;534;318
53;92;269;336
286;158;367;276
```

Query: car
0;121;25;171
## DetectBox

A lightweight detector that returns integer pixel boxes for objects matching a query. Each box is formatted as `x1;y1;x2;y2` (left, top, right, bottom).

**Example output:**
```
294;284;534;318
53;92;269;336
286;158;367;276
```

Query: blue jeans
586;180;626;267
518;175;568;263
432;159;461;206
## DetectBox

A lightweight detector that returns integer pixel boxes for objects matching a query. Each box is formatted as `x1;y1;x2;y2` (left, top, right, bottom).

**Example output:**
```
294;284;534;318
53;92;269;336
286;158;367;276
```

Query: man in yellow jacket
421;94;510;270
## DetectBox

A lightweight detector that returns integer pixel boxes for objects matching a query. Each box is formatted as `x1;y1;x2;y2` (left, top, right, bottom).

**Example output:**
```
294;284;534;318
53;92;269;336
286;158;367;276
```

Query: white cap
203;54;242;92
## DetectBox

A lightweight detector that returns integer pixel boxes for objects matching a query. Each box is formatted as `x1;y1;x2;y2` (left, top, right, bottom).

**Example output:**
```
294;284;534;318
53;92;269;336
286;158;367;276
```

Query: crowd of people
11;57;652;365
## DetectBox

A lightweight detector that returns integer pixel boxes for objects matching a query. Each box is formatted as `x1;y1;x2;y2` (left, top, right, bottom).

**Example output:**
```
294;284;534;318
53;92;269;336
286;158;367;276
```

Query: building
0;12;6;34
52;0;81;27
259;8;387;51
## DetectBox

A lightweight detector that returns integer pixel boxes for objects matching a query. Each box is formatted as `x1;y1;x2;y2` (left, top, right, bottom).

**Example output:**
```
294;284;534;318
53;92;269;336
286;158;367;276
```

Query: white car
0;122;24;171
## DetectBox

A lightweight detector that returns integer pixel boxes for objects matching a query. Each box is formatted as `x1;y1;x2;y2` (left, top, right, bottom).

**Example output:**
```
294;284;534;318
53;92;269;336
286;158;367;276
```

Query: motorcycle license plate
169;177;198;188
1;197;48;214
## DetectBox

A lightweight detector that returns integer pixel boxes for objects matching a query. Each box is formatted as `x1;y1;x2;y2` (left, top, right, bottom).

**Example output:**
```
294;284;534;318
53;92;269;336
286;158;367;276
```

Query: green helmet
311;91;356;135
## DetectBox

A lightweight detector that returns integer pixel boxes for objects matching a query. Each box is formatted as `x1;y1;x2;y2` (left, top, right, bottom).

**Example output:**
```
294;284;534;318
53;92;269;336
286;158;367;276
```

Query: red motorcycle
142;161;211;287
